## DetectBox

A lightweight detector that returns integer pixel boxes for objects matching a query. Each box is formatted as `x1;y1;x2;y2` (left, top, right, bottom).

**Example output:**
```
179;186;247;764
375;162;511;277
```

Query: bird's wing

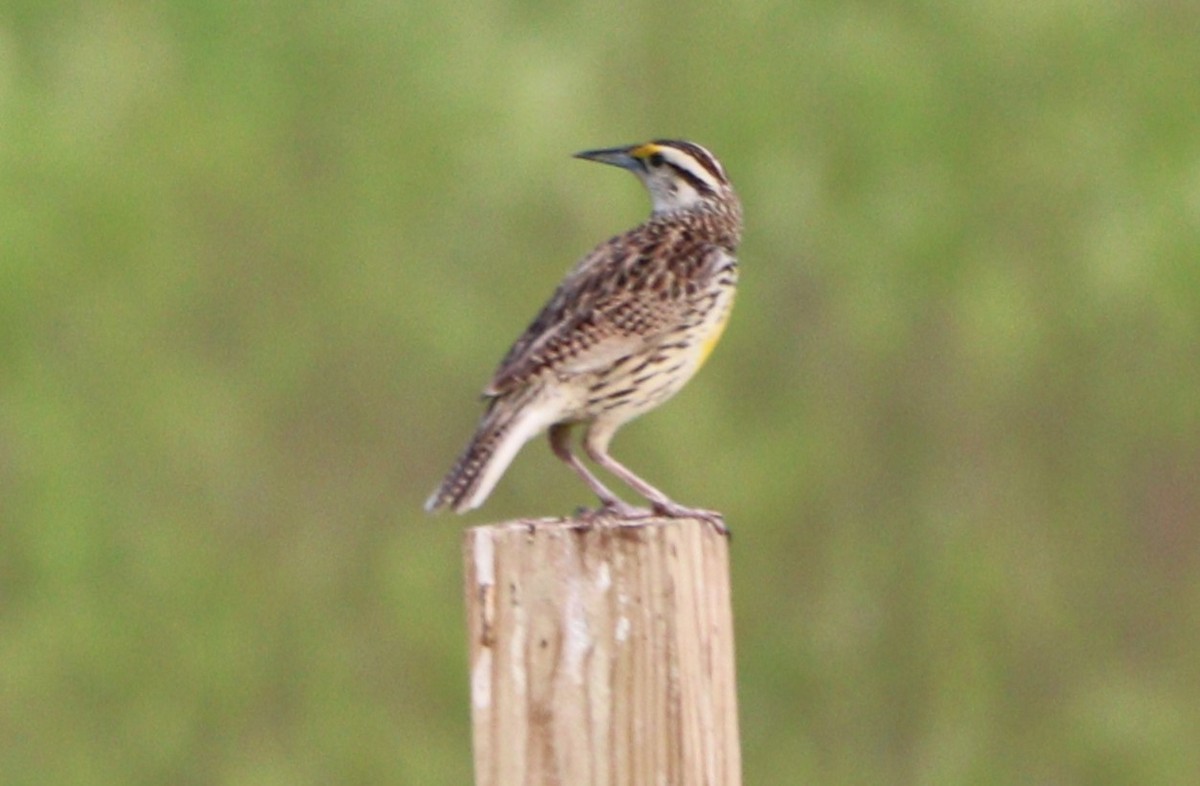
484;227;728;397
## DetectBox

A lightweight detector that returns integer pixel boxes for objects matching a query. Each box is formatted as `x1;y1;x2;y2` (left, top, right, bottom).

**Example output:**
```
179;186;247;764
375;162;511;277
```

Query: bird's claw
573;500;729;538
651;502;730;537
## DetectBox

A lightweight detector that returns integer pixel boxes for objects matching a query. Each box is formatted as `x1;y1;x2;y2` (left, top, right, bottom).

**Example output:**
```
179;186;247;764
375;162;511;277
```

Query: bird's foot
574;499;653;525
575;500;728;536
651;501;730;537
599;499;654;521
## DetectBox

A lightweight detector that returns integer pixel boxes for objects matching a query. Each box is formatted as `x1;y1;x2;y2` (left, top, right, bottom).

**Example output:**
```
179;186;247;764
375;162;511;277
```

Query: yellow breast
694;294;735;371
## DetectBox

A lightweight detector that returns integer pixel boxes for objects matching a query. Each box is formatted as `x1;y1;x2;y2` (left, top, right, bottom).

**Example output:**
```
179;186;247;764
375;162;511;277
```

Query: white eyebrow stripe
659;146;723;191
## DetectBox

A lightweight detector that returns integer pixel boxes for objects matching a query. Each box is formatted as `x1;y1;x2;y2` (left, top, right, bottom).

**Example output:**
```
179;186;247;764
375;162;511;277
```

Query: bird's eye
648;153;665;167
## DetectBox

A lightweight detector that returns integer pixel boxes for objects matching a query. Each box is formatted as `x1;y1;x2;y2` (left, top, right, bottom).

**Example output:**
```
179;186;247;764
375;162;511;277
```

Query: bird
425;139;742;533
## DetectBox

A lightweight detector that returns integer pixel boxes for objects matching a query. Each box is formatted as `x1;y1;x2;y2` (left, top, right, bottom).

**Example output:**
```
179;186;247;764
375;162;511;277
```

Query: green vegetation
3;0;1198;782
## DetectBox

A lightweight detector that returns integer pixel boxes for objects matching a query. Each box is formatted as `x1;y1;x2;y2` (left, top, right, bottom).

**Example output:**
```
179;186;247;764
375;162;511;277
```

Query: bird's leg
582;425;729;536
549;424;648;520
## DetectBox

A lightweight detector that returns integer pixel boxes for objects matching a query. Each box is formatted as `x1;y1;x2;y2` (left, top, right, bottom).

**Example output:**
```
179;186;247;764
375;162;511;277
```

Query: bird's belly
577;286;736;425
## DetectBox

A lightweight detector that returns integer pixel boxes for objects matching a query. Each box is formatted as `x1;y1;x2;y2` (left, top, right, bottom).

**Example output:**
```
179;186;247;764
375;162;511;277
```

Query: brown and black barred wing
483;223;728;397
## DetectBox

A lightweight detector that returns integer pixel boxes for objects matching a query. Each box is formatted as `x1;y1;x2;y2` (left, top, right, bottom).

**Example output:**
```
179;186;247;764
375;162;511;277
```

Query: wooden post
463;515;741;786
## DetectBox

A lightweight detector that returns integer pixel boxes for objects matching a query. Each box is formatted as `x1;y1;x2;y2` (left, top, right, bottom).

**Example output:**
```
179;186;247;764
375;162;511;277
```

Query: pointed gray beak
573;146;641;171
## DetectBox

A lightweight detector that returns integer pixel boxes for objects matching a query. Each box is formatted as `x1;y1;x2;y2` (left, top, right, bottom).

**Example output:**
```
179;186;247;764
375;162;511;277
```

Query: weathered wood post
463;515;741;786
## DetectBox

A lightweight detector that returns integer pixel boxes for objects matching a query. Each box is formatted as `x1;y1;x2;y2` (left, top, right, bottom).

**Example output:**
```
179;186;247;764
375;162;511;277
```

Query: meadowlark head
574;139;736;215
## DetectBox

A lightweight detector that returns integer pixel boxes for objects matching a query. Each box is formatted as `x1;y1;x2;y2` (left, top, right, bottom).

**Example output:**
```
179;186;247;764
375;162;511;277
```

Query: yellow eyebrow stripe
629;143;663;159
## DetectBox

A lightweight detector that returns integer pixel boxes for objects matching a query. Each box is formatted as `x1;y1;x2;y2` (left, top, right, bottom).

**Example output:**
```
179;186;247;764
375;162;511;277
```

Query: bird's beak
573;145;642;171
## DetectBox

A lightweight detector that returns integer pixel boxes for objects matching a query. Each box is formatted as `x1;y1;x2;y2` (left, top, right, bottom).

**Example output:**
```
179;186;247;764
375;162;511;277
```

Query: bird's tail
425;388;553;514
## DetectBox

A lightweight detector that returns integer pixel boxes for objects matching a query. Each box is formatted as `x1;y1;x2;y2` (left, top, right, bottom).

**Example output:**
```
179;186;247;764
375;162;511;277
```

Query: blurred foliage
2;0;1199;783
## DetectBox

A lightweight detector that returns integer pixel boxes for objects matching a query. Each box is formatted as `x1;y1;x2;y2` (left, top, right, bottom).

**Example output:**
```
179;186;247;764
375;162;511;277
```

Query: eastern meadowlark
425;140;742;532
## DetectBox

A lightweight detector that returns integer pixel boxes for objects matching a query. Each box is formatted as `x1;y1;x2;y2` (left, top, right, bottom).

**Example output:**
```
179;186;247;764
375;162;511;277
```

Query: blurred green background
3;0;1199;783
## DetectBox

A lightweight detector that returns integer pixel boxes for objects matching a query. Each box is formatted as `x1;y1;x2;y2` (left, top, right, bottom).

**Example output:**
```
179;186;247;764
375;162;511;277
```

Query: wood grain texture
464;516;740;786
